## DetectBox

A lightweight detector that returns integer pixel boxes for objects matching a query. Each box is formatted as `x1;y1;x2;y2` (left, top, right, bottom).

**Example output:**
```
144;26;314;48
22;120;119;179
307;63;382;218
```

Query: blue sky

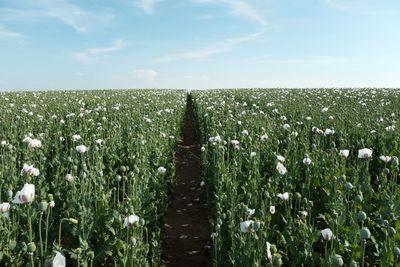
0;0;399;90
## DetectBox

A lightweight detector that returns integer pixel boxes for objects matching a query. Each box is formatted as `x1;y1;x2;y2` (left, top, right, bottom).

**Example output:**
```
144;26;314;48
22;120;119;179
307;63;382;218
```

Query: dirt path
161;95;211;267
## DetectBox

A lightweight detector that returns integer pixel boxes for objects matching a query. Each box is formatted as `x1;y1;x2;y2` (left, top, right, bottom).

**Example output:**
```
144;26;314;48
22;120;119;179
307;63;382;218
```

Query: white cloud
156;30;264;63
0;25;23;38
193;0;267;26
75;72;83;76
0;1;115;33
134;0;159;14
132;69;158;81
72;39;125;62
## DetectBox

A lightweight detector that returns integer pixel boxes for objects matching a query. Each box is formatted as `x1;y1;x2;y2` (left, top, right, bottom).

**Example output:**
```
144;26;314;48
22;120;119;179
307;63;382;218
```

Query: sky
0;0;400;90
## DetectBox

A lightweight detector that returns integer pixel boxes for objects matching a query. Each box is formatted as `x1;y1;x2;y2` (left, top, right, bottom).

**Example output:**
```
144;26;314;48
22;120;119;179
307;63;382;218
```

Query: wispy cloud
132;69;158;81
134;0;159;14
0;25;23;38
245;55;353;66
0;1;115;33
193;0;267;26
72;39;125;62
156;30;264;63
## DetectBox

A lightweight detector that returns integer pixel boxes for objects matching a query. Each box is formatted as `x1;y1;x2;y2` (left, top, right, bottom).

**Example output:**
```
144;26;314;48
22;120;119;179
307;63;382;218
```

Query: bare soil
161;95;211;267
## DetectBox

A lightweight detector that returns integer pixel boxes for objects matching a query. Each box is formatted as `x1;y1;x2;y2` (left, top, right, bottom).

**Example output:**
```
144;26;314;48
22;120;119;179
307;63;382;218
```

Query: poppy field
0;88;400;267
0;90;186;266
193;89;400;266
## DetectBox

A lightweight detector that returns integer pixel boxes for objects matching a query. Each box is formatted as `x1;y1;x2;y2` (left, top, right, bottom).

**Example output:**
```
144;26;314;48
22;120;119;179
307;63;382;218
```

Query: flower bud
272;253;283;266
68;218;78;224
349;260;358;267
388;227;396;237
27;242;36;253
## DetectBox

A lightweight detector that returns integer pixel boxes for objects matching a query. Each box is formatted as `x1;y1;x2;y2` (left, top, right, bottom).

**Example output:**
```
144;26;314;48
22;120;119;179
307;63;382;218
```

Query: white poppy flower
303;157;312;165
358;148;372;159
276;155;285;162
21;163;40;176
0;202;10;213
22;136;32;144
124;214;140;228
65;174;74;182
276;162;287;175
283;124;290;130
321;228;333;240
246;208;255;216
240;220;254;233
241;130;249;136
72;134;81;141
269;205;276;214
277;192;289;201
13;183;35;204
266;242;272;261
379;155;392;163
52;251;66;267
28;139;42;148
157;166;166;174
260;134;269;142
339;149;349;158
324;128;334;135
75;145;87;154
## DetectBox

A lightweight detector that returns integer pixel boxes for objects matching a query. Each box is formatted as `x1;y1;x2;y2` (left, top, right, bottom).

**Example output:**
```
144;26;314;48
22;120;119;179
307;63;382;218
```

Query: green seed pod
331;254;344;267
294;192;301;200
115;175;122;182
345;182;353;190
120;166;127;172
394;247;400;257
48;194;54;201
392;156;399;167
272;253;283;266
383;168;390;174
349;260;358;267
87;251;95;259
355;194;363;203
360;227;371;240
253;221;261;231
357;211;367;221
389;227;396;237
6;190;13;199
39;200;49;212
27;242;36;253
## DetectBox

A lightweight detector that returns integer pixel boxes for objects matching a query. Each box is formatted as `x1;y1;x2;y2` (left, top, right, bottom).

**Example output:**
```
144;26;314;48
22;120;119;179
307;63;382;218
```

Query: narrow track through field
161;95;211;267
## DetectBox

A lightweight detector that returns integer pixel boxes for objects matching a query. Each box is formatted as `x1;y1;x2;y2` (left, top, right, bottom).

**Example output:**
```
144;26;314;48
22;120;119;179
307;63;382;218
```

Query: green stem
59;218;66;247
45;208;50;253
39;212;43;258
361;240;366;267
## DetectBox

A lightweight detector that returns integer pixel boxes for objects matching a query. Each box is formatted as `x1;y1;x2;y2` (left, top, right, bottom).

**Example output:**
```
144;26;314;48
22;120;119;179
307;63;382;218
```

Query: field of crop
1;88;400;267
0;90;186;266
193;89;400;266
